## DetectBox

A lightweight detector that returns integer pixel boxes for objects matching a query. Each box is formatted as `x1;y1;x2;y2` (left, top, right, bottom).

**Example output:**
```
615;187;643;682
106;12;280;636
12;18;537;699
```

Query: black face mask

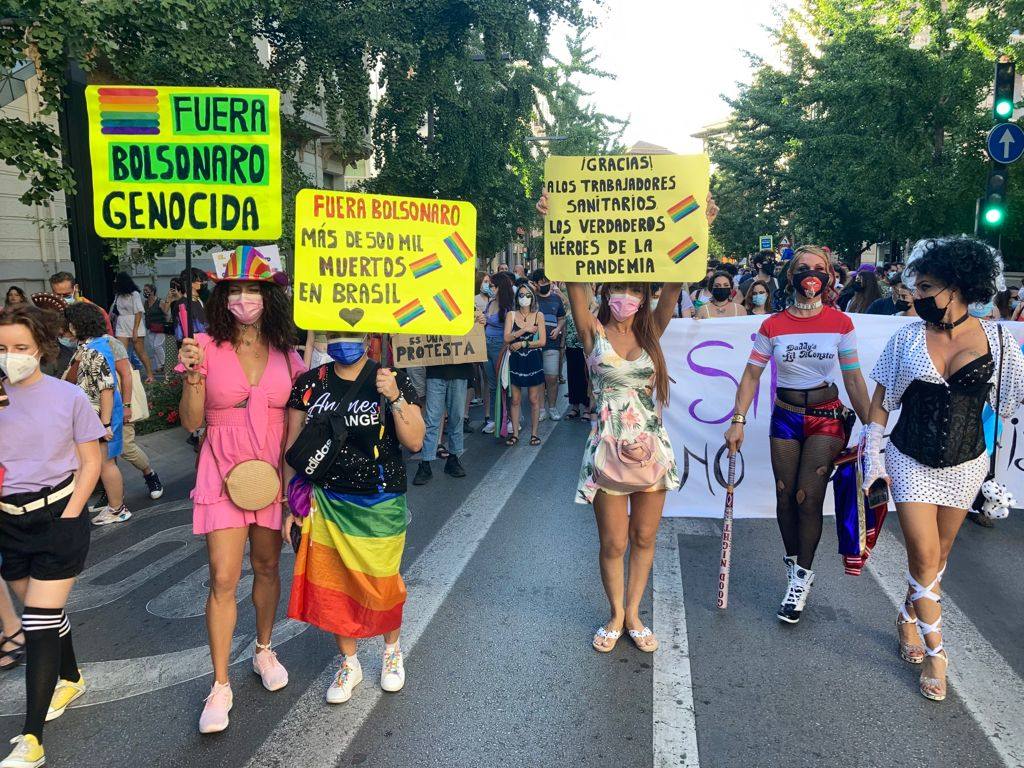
711;286;732;302
853;281;865;292
794;269;828;298
914;290;951;325
893;299;911;313
537;284;551;296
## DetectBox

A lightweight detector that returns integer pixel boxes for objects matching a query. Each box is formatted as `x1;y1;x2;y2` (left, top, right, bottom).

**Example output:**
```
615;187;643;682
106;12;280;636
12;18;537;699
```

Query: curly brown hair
205;280;296;352
0;304;62;365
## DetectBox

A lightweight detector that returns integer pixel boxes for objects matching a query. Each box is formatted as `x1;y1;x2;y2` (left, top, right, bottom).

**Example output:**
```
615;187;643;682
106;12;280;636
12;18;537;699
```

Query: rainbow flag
97;87;160;135
433;289;461;321
393;299;425;326
668;195;700;222
444;231;473;264
668;237;699;264
410;253;442;278
288;486;407;638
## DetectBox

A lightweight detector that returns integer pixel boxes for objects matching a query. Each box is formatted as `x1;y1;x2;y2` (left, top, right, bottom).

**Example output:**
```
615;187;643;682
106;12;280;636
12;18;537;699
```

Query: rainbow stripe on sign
410;253;442;278
394;299;425;326
668;195;700;222
97;87;160;135
433;289;461;321
444;231;473;264
668;237;699;264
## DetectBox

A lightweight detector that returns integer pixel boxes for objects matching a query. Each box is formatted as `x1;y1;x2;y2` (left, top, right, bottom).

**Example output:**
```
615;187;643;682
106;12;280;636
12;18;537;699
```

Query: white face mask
518;295;533;307
0;352;41;384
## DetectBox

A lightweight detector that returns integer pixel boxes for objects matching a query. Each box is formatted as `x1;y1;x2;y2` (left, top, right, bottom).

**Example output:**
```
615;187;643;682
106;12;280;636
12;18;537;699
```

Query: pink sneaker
252;643;289;692
199;682;232;734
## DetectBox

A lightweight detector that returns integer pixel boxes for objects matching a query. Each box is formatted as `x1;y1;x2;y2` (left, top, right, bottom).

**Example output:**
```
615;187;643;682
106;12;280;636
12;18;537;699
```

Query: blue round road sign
987;123;1024;164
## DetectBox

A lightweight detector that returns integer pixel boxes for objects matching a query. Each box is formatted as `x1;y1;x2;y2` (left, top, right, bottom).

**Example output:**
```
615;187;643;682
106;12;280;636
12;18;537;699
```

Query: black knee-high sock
22;607;63;741
57;612;80;683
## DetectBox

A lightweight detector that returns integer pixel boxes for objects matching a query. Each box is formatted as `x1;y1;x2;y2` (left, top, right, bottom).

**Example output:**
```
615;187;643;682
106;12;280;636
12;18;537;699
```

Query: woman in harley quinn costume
725;246;871;624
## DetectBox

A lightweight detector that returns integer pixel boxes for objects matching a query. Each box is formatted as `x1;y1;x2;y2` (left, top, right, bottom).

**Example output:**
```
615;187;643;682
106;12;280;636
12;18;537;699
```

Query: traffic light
994;59;1016;119
982;163;1008;228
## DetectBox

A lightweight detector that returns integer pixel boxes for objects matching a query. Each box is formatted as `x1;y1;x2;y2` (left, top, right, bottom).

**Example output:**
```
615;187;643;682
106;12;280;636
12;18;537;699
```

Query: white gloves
859;423;889;492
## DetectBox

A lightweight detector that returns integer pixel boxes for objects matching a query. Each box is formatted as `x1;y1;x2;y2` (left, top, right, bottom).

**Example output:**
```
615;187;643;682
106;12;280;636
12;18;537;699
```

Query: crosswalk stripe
866;528;1024;768
246;420;558;768
653;518;705;768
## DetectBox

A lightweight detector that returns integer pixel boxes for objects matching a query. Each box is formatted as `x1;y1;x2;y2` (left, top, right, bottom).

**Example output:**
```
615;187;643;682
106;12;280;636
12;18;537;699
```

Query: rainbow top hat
210;245;288;285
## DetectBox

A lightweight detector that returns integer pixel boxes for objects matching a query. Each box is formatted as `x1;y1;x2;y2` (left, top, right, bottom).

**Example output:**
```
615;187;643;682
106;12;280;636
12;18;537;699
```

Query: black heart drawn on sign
338;308;364;326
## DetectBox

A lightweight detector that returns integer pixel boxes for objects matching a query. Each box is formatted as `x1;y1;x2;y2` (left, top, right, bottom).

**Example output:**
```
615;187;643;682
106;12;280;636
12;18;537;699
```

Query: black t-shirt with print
288;362;418;495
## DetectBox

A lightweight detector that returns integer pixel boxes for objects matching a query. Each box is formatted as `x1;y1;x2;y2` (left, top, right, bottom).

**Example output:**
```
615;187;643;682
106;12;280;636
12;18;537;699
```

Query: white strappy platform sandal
896;600;925;664
908;570;948;702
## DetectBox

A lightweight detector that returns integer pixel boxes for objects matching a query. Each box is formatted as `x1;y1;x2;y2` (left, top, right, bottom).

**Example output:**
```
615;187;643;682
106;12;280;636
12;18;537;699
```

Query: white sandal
627;626;659;653
592;626;622;653
908;570;948;702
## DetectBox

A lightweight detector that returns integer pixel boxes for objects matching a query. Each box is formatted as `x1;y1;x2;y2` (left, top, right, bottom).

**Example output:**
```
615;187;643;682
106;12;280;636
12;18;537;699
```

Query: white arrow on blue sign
987;123;1024;164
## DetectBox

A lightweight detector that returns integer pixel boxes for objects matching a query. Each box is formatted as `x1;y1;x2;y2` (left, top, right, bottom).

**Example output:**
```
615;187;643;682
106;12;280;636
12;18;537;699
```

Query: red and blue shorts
769;398;848;442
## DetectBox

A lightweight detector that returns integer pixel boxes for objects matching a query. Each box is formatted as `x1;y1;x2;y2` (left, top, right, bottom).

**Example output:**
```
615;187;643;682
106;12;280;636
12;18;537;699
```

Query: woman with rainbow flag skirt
725;246;871;624
283;332;424;705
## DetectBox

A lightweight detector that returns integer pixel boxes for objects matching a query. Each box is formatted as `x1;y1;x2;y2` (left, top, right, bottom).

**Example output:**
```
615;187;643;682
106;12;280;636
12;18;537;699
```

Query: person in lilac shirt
0;304;104;768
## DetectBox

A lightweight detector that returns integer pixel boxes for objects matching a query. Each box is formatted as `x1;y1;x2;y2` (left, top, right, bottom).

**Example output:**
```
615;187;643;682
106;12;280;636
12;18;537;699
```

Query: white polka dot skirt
885;442;989;510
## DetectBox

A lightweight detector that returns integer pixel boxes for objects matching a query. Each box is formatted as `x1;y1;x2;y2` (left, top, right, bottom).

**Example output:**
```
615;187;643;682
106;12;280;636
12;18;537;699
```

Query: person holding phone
282;333;423;705
503;283;546;446
862;237;1024;702
0;305;104;768
725;246;870;625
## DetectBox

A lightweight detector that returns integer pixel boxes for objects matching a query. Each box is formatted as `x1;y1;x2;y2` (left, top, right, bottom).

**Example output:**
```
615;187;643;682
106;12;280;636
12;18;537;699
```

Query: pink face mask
228;292;264;324
608;293;642;321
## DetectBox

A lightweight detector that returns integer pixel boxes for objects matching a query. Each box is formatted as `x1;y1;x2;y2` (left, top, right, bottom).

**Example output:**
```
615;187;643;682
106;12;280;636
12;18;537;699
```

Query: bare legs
205;525;282;684
592;489;666;648
334;629;401;657
99;443;125;510
118;335;154;382
527;384;543;437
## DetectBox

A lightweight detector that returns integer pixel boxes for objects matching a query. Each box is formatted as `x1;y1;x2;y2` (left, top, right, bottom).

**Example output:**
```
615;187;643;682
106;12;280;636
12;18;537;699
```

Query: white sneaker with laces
326;658;362;704
482;420;496;434
92;505;132;526
0;735;44;768
549;407;562;421
381;645;405;693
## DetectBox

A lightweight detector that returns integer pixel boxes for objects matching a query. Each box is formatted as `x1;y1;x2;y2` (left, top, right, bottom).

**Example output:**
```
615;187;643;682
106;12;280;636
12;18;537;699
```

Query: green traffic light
995;99;1014;118
984;207;1005;225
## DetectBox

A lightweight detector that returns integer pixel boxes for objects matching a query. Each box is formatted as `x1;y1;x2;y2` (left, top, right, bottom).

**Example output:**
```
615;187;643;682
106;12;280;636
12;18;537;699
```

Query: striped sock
22;607;63;741
57;612;80;683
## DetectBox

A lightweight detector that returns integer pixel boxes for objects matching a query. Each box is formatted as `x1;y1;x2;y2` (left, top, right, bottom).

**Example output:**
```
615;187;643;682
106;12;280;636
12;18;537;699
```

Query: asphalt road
1;408;1022;768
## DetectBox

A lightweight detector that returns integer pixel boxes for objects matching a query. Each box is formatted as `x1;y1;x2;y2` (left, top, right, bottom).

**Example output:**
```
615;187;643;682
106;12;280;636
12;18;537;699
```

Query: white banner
661;316;1024;518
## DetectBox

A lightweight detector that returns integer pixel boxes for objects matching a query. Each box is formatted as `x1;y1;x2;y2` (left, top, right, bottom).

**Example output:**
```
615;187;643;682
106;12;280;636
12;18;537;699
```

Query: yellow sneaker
46;672;86;721
0;734;44;768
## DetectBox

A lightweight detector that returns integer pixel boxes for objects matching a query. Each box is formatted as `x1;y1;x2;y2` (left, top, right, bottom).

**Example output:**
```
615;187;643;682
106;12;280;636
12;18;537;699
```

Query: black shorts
0;485;91;582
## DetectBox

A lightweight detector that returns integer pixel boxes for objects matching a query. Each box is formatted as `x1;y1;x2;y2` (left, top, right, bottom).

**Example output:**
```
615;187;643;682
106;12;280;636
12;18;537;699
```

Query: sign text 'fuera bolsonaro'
85;86;282;240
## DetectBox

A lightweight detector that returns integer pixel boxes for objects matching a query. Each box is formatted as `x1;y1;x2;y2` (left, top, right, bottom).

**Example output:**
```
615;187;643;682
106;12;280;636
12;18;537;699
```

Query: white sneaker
91;505;132;526
549;407;562;421
0;735;44;768
469;397;482;406
381;645;405;693
538;408;548;422
482;420;496;434
326;658;363;704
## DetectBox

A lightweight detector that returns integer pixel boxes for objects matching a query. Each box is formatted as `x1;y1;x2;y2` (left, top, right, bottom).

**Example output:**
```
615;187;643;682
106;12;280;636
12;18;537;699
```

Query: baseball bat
717;452;737;609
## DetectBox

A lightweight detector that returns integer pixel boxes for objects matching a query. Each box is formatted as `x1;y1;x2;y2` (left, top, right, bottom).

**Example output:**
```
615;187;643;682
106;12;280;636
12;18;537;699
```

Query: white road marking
866;528;1024;768
653;518;702;768
246;420;557;768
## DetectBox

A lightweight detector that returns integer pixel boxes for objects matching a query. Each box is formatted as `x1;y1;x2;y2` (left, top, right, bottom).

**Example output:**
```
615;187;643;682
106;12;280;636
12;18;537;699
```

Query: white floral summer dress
576;330;680;504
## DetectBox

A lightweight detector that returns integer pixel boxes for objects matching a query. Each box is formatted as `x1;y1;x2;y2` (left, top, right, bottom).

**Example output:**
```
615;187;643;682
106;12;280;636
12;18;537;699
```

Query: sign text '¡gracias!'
86;86;282;240
542;153;710;282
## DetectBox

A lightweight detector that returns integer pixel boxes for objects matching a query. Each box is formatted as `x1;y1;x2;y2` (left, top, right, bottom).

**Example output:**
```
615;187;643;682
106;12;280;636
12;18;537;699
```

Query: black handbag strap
322;359;379;445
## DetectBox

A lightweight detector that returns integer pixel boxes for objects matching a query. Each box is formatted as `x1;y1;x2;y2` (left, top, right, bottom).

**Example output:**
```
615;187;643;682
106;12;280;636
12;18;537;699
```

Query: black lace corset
890;354;994;468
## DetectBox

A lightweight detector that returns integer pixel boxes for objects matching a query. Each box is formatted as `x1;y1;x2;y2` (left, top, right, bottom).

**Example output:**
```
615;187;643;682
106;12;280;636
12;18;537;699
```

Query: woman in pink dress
176;247;304;734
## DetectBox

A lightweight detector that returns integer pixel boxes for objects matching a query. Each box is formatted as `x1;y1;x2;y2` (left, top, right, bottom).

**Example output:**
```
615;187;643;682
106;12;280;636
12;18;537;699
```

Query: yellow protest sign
293;190;477;334
543;154;710;282
391;325;487;368
85;85;281;240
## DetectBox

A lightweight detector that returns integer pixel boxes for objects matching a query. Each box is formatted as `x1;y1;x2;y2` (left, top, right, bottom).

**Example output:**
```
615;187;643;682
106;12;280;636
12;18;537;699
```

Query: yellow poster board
543;154;710;282
293;190;477;334
85;85;281;240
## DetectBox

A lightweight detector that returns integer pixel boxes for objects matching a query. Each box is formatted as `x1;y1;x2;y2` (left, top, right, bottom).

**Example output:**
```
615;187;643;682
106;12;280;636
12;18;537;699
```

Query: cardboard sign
392;324;487;368
85;85;282;239
543;154;710;282
293;189;477;334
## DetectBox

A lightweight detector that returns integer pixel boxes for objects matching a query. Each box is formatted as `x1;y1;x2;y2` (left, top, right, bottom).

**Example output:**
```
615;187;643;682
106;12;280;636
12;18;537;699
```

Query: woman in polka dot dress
862;237;1024;702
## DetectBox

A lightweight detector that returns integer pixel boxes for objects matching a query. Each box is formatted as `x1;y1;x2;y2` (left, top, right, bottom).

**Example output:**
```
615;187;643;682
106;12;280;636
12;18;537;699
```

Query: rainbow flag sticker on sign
542;152;710;282
293;190;477;334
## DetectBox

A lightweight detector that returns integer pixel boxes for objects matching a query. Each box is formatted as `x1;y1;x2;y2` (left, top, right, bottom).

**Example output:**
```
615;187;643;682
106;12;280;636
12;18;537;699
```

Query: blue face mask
752;293;768;307
968;301;994;318
327;340;366;365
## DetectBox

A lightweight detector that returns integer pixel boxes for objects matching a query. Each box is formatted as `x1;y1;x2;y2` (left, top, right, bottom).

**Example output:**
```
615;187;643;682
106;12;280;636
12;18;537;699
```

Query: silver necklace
793;299;822;311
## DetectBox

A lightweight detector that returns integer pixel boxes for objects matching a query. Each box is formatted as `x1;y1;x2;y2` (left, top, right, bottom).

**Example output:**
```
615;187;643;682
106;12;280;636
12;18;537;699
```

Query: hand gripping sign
543;154;710;282
293;190;477;334
85;86;282;240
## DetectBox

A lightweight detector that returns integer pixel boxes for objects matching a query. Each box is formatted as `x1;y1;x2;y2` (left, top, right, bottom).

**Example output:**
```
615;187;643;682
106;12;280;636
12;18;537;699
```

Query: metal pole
184;240;194;338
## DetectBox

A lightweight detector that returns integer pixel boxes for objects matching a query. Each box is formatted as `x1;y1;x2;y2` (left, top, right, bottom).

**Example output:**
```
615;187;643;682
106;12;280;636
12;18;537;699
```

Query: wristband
730;413;747;425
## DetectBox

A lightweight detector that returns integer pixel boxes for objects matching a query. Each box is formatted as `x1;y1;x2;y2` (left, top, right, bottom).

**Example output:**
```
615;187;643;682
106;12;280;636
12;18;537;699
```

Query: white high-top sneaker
777;564;815;624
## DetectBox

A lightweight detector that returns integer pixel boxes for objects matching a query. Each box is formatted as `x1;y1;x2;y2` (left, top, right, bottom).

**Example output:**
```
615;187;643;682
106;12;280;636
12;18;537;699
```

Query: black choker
928;312;969;331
